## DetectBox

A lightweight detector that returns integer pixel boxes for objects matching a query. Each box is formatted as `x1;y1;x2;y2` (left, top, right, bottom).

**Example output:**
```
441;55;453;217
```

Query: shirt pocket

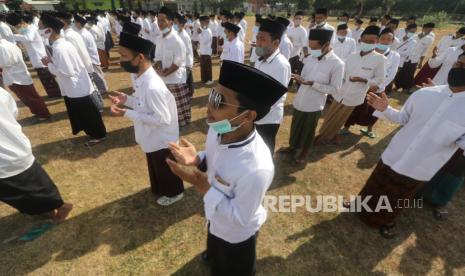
431;120;465;145
357;67;374;79
209;172;234;198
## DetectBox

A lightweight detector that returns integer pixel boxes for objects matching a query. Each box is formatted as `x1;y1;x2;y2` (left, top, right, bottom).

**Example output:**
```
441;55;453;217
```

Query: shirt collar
216;129;257;149
260;48;280;63
445;86;465;98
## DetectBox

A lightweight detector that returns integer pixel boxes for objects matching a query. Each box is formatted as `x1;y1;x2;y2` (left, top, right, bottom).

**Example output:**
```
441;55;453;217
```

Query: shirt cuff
373;106;393;119
124;109;138;121
203;185;225;220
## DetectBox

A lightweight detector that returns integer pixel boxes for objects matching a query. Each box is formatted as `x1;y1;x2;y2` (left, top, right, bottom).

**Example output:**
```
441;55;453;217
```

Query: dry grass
1;17;464;276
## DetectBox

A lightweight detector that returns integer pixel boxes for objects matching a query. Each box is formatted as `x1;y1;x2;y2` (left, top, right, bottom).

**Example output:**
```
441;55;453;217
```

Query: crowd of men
0;6;465;275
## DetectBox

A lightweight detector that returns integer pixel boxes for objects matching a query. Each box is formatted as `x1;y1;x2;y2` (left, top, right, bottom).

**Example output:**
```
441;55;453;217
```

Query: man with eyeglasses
166;61;287;275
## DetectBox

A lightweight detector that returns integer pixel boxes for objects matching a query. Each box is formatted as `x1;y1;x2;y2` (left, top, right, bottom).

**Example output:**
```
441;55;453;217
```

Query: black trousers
207;230;257;276
256;124;280;154
146;149;184;197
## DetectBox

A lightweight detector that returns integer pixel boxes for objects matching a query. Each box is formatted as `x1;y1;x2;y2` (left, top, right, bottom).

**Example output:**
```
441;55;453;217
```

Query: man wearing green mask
110;31;184;206
166;60;287;276
253;18;291;154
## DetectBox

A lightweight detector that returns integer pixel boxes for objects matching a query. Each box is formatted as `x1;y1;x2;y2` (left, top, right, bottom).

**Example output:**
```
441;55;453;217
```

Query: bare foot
53;203;73;224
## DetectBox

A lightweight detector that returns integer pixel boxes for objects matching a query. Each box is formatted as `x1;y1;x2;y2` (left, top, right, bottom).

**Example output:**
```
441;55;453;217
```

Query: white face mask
162;27;171;34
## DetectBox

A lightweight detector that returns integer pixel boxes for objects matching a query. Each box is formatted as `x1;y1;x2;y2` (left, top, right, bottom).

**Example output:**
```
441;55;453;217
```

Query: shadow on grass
0;187;203;275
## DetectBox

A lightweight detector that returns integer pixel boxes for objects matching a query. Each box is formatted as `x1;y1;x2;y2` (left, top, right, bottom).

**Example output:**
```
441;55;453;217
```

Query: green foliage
418;11;451;28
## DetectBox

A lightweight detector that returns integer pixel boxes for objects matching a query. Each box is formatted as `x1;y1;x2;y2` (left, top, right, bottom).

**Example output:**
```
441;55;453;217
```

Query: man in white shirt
352;63;465;238
148;11;161;47
55;12;95;75
249;15;262;67
287;11;308;83
393;24;418;91
380;14;391;32
0;35;51;120
220;22;244;64
155;7;190;127
74;14;108;109
166;61;287;276
316;26;385;145
280;29;344;163
233;12;246;42
276;17;293;60
198;16;213;85
332;23;357;62
352;18;364;44
0;14;15;44
141;11;152;40
40;13;106;146
86;16;110;69
191;13;201;59
337;12;352;38
7;13;62;98
110;32;184;206
428;43;465;86
253;19;291;153
344;28;401;138
0;88;72;223
414;23;435;69
209;14;219;55
175;13;195;97
309;8;336;43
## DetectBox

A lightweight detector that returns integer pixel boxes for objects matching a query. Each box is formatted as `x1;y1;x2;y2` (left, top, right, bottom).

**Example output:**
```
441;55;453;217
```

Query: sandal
379;223;396;239
360;129;376;139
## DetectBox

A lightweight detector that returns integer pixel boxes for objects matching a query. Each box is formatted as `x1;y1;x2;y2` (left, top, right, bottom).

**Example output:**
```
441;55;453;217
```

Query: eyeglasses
208;88;244;110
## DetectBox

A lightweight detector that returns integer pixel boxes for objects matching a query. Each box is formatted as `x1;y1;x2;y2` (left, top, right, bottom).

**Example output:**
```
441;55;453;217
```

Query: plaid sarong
166;83;191;126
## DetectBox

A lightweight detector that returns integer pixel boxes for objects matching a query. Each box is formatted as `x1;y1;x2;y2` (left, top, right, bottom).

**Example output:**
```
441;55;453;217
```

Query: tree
297;0;311;10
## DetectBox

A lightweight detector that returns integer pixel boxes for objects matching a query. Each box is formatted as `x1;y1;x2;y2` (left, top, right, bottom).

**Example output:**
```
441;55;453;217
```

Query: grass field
1;17;464;275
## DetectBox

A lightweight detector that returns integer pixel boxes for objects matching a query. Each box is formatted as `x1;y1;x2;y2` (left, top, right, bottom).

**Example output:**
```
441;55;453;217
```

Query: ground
1;17;464;275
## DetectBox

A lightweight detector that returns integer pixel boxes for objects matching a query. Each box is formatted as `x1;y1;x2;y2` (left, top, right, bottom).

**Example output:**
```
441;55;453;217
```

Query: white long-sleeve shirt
0;21;15;44
0;39;33;86
332;36;357;62
293;51;345;112
198;28;213;56
124;67;179;153
79;28;100;66
378;49;401;92
332;51;385;107
89;24;106;50
154;31;187;84
0;88;35;178
436;34;465;56
394;37;417;67
287;25;308;58
47;38;93;98
178;29;194;68
12;24;47;69
63;27;94;74
374;85;465;181
254;49;291;125
220;37;244;63
201;128;274;243
408;33;435;63
279;34;293;60
429;46;464;85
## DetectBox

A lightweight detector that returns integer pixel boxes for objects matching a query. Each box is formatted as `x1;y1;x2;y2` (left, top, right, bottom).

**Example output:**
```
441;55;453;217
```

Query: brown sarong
413;62;441;87
344;96;379;128
9;84;51;119
166;83;191;127
98;49;110;69
212;37;218;55
394;61;418;90
317;101;355;142
200;55;213;83
146;149;184;197
358;160;425;228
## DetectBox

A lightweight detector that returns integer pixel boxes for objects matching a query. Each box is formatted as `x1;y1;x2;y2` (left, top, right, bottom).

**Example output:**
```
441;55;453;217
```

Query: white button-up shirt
293;51;344;112
0;39;33;86
63;27;94;74
332;36;357;62
239;18;248;33
0;21;15;44
436;34;465;56
12;24;46;69
351;27;364;43
374;85;465;181
378;50;401;92
124;67;179;153
310;22;336;42
191;19;201;41
287;25;308;58
254;49;291;125
279;34;293;60
394;37;417;67
201;128;274;243
150;18;161;45
220;37;244;63
429;46;464;85
209;20;219;37
141;17;152;40
408;33;435;63
332;51;385;107
89;24;106;50
47;38;93;98
0;88;35;178
154;30;187;84
199;27;213;56
79;28;100;66
178;29;194;68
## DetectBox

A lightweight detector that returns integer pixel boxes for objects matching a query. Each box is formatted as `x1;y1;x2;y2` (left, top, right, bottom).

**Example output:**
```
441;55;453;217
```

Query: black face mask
120;58;139;73
447;67;465;87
